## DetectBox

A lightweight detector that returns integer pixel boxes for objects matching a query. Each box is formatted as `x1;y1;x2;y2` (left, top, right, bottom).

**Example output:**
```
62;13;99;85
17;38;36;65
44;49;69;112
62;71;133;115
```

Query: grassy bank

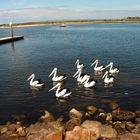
0;19;140;28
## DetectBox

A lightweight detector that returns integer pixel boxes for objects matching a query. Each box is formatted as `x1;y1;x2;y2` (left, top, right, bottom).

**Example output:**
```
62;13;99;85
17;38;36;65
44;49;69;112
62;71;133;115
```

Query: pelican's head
91;59;98;67
49;67;57;77
27;73;35;81
75;59;79;65
102;71;108;79
49;82;62;92
108;62;113;67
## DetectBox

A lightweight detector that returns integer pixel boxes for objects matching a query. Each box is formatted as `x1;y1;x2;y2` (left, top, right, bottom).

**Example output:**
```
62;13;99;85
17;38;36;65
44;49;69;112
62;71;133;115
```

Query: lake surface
0;23;140;124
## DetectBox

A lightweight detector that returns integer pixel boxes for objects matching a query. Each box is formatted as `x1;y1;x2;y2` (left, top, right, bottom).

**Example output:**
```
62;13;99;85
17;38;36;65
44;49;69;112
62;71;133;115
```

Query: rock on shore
0;106;140;140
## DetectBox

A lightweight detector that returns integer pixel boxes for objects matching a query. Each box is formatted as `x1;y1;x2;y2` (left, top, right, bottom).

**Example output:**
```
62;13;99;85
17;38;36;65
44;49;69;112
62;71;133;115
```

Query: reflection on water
0;23;140;124
29;86;45;95
10;42;16;62
56;98;68;104
104;83;114;88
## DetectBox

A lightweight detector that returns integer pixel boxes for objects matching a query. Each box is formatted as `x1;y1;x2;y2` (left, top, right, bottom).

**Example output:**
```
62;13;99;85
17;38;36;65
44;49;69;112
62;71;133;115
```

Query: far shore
0;19;140;28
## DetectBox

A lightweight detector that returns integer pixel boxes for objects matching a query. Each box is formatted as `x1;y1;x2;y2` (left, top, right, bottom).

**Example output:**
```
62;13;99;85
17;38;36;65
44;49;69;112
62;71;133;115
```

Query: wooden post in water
0;21;24;45
9;21;13;38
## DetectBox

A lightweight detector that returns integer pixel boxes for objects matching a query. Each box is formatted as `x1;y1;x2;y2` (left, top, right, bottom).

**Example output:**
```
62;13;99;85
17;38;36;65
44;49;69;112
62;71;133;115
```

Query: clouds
0;7;140;24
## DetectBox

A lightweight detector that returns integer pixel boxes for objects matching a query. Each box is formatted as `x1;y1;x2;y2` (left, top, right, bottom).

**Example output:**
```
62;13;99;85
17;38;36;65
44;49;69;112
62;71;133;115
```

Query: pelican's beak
91;59;98;67
27;77;30;81
48;87;54;92
49;69;54;77
49;68;57;77
49;71;53;77
48;83;61;92
73;69;80;77
75;59;79;65
27;74;34;81
90;62;94;67
49;85;57;92
91;61;96;67
102;71;108;79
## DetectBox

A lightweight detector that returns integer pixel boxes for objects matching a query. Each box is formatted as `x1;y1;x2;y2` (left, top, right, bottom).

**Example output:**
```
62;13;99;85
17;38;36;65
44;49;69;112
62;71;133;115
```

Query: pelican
75;59;84;70
102;71;114;85
73;69;89;83
105;62;119;75
83;75;96;88
91;59;105;74
27;74;44;87
49;83;72;98
49;68;67;82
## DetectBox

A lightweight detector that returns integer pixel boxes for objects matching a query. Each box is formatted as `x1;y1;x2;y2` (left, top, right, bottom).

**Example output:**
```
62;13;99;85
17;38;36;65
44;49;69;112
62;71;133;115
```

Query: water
0;23;140;124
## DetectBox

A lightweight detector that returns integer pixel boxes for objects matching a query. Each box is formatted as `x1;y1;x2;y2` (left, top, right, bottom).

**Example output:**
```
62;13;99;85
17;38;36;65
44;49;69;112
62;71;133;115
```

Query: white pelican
91;59;105;74
27;74;44;87
102;71;114;85
83;75;96;88
75;59;84;70
49;68;67;82
105;62;119;75
73;69;89;83
49;83;72;98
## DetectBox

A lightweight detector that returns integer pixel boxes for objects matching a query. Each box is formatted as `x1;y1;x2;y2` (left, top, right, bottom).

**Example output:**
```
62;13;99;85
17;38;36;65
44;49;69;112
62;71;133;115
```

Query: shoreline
0;105;140;139
0;19;140;28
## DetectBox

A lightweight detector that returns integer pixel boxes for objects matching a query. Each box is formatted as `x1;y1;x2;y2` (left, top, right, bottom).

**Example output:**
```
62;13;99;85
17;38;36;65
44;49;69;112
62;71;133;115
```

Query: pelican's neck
104;74;108;80
77;60;79;66
76;59;79;65
77;70;82;80
94;60;98;69
30;75;34;85
56;85;61;94
103;72;108;79
53;70;57;79
109;63;113;71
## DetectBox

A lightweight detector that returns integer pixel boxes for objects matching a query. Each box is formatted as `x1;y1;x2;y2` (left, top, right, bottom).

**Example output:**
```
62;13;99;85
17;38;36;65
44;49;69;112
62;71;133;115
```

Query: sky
0;0;140;24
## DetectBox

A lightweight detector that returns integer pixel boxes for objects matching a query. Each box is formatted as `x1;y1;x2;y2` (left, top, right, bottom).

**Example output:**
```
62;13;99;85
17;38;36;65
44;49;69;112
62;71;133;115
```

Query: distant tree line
127;17;140;19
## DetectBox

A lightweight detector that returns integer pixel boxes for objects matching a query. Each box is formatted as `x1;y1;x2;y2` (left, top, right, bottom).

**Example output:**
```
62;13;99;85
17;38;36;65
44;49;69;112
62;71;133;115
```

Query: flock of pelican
27;59;119;98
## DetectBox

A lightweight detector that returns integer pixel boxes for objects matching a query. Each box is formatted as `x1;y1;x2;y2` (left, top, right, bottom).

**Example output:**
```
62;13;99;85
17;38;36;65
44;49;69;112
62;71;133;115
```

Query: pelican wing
104;77;114;84
110;68;119;74
32;81;45;87
56;75;66;81
89;81;96;87
80;75;89;83
55;89;67;97
35;83;44;87
63;92;72;97
31;80;39;86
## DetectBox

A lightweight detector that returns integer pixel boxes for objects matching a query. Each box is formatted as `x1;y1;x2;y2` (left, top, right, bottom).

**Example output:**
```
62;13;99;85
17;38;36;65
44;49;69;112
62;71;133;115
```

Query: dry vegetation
0;17;140;28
